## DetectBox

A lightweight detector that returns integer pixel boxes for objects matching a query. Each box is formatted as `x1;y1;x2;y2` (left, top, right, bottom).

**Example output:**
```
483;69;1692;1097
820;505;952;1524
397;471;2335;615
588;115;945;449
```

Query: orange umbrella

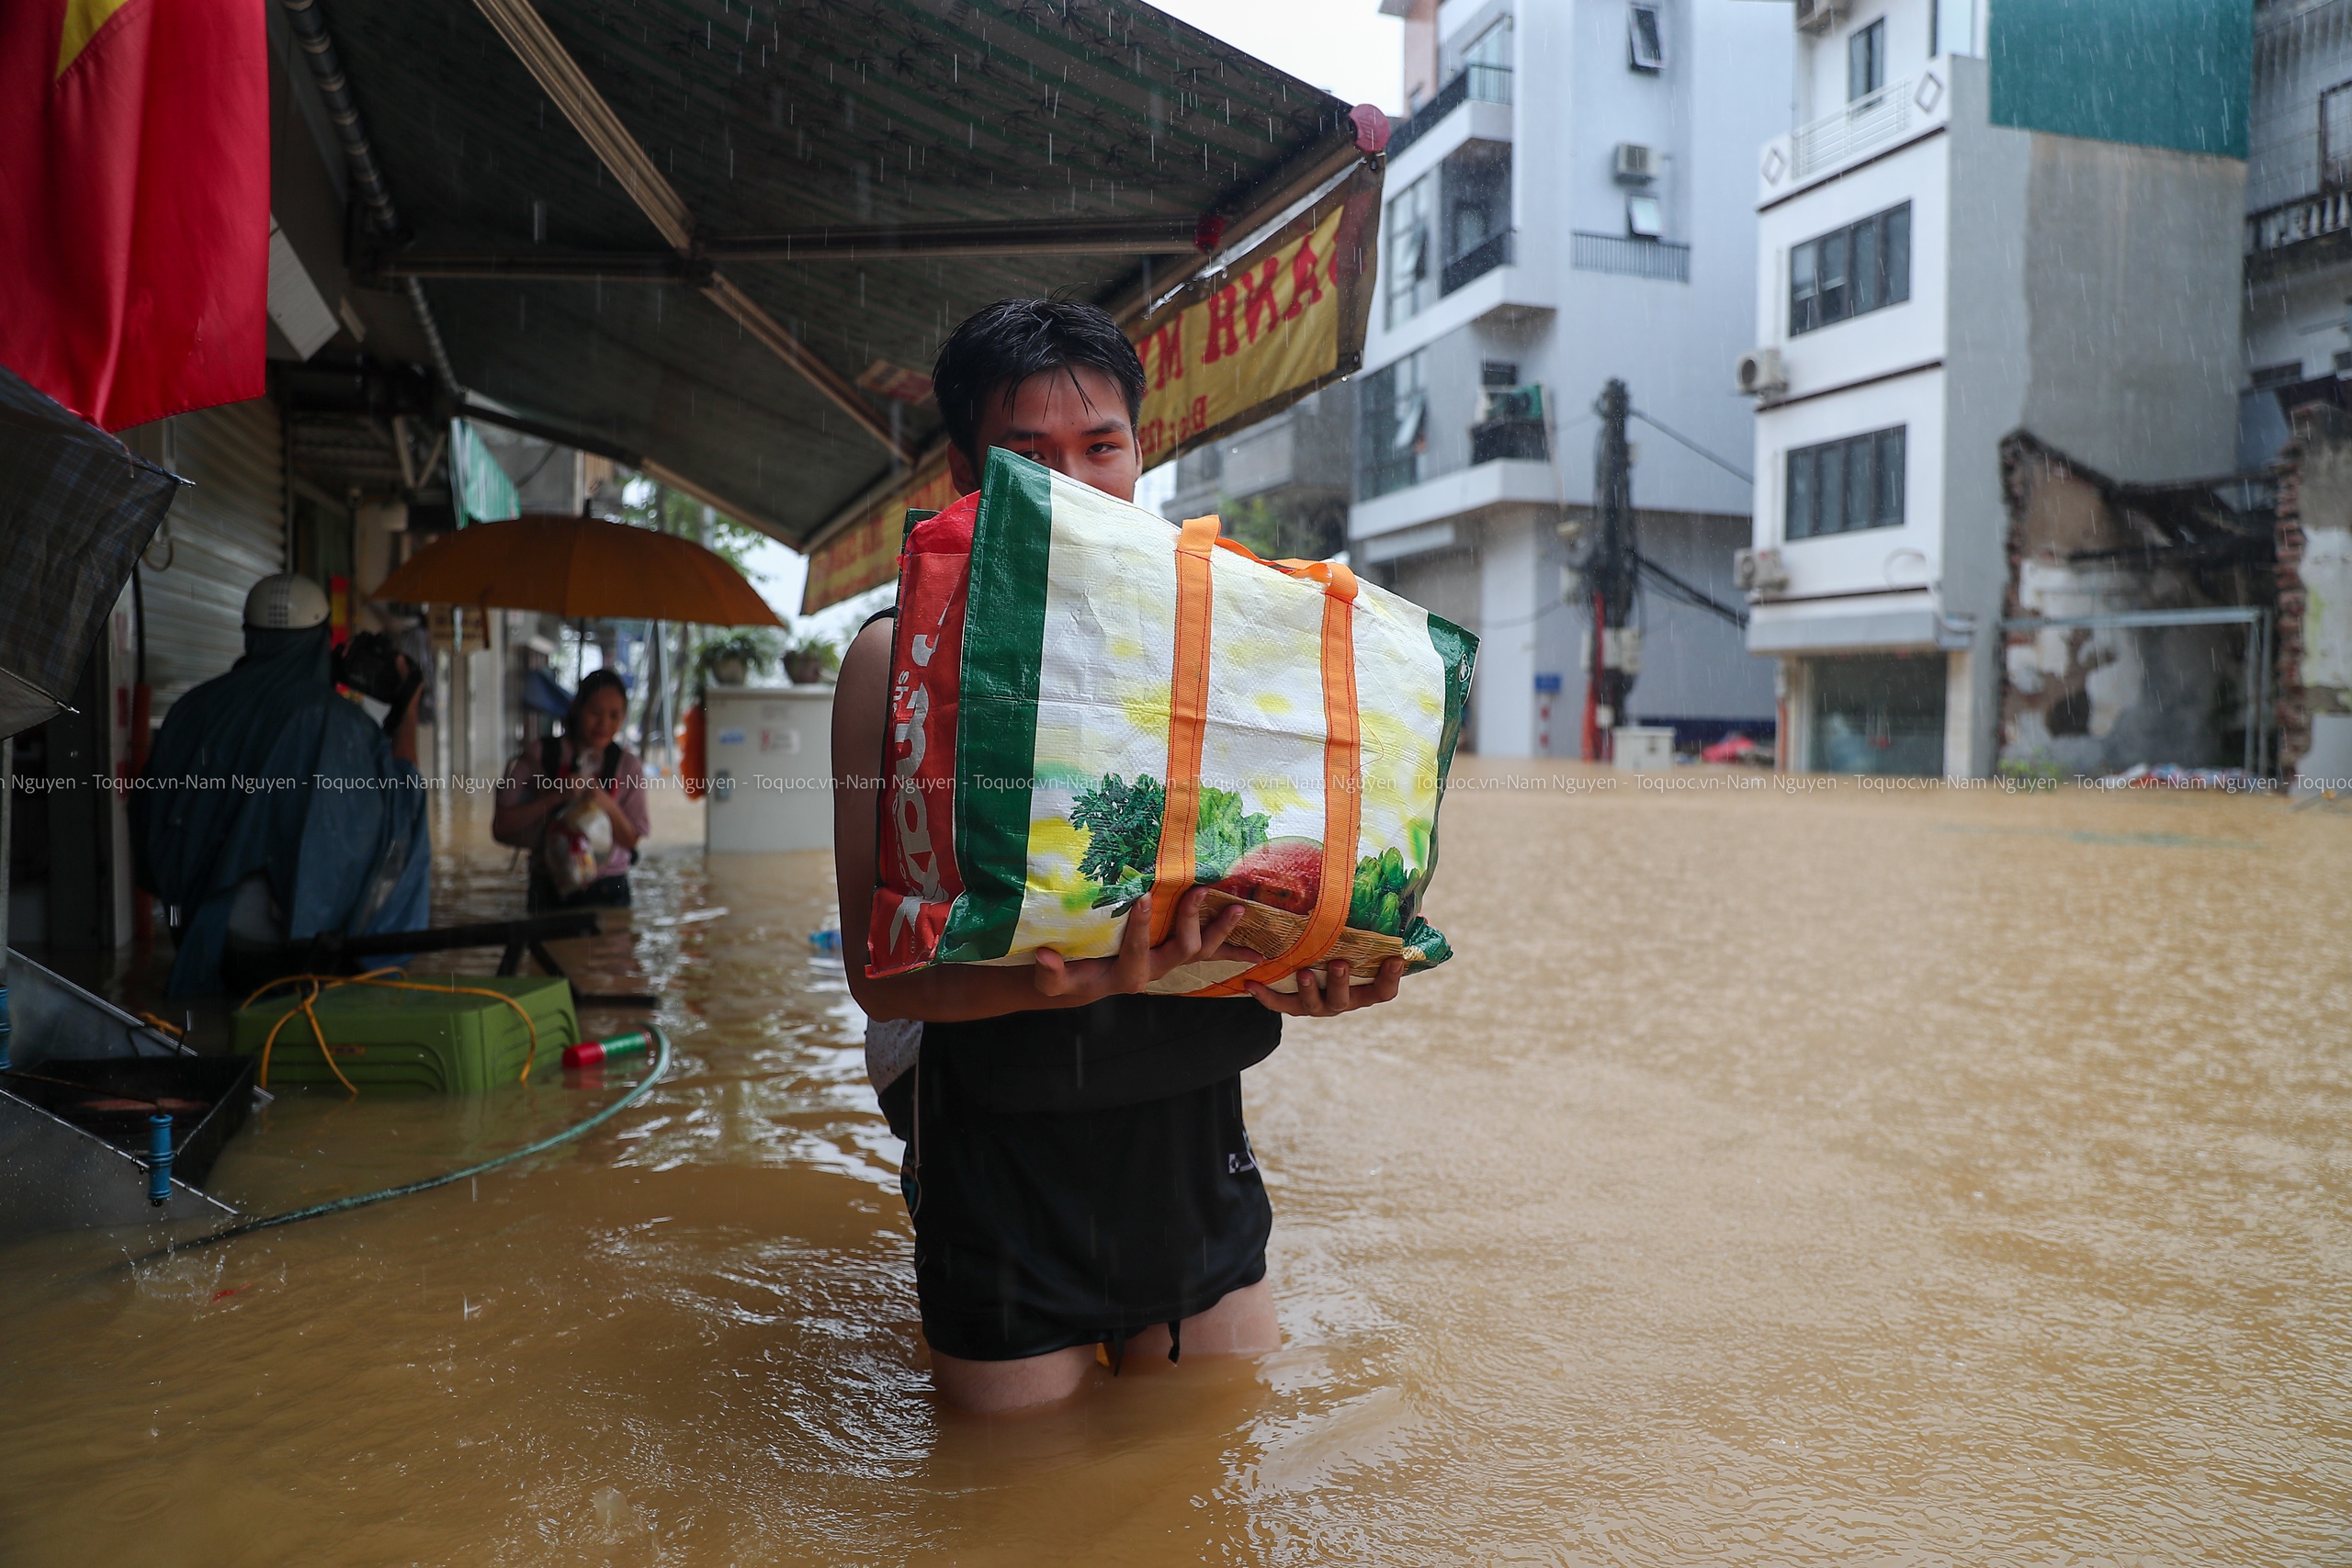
370;513;783;626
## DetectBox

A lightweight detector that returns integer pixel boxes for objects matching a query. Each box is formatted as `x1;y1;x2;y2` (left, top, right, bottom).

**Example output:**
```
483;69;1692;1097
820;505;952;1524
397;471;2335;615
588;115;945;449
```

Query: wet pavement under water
3;768;2349;1565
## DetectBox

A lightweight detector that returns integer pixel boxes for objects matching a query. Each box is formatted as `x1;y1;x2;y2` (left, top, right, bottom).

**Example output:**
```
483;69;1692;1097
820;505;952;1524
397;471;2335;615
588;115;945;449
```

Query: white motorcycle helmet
242;572;331;630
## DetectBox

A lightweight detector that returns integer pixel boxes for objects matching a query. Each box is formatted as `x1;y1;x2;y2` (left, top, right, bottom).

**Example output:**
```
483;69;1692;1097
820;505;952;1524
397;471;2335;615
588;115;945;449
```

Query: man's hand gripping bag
870;449;1476;994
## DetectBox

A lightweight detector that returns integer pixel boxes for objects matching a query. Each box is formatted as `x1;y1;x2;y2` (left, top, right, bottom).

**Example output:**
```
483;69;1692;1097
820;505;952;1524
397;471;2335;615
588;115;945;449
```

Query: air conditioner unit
1736;346;1787;399
1792;0;1848;35
1611;141;1656;186
1734;547;1791;598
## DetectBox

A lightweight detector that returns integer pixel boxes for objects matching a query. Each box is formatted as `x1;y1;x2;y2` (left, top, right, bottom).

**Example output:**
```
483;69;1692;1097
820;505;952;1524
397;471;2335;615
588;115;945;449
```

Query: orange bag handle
1208;534;1360;602
1148;517;1363;993
1149;517;1221;945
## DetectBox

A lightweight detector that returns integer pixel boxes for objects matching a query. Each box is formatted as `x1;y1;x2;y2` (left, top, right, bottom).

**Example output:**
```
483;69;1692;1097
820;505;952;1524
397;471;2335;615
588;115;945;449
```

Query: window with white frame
1628;4;1665;73
1385;175;1434;328
1848;17;1885;102
1786;426;1906;539
1789;202;1910;334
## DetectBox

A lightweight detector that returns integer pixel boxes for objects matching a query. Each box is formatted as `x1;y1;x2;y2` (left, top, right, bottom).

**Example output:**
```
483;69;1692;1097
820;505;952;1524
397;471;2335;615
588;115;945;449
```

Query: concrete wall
1939;57;2041;776
1392;544;1484;749
1625;512;1776;723
1393;544;1484;631
2017;137;2247;484
1473;508;1548;755
1402;0;1442;110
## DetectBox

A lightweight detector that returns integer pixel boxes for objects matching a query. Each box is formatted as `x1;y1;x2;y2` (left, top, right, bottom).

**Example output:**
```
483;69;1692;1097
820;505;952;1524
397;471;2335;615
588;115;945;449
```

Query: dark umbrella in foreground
0;361;182;1067
0;364;181;739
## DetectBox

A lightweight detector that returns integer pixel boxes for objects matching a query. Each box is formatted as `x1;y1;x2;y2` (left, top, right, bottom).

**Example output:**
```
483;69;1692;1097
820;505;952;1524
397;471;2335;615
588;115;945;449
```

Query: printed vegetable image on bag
870;448;1476;995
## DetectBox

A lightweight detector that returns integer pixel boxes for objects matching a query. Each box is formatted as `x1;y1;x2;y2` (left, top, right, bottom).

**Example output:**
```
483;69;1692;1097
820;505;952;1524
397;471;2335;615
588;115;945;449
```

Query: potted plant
694;628;783;692
782;632;841;685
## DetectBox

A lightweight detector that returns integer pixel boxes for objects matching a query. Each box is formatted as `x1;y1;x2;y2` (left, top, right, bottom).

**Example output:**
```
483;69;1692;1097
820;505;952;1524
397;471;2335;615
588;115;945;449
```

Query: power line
1628;408;1753;486
1634;552;1748;629
1471;600;1569;634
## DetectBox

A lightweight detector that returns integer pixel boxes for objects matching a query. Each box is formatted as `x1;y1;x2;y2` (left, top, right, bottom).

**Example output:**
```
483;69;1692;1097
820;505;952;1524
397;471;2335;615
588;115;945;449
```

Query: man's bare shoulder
842;613;895;665
833;616;896;759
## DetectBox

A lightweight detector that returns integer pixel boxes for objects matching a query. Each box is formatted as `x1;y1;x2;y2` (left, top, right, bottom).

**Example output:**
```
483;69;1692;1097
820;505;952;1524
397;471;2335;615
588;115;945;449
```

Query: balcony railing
2248;190;2352;254
1442;229;1513;294
1389;63;1512;158
1463;62;1512;104
1791;76;1916;181
1570;231;1690;283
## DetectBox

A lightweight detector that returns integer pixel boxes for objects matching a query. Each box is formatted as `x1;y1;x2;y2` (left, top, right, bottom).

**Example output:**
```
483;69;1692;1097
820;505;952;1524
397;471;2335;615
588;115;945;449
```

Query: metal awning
304;0;1367;547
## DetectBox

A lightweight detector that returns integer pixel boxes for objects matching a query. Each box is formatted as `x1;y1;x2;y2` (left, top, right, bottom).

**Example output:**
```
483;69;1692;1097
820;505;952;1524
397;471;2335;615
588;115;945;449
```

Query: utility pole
1582;378;1639;761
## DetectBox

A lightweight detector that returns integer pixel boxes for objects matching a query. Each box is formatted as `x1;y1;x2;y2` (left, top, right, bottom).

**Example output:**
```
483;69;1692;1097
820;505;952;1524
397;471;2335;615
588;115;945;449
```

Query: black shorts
882;1062;1271;1362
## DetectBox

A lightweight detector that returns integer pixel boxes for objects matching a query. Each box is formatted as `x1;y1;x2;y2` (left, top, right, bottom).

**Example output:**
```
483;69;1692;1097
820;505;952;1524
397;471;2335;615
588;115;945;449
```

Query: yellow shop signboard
801;162;1381;614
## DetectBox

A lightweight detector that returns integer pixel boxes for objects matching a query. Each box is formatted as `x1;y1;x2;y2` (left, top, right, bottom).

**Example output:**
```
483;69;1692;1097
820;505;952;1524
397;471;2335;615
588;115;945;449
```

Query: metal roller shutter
140;398;285;714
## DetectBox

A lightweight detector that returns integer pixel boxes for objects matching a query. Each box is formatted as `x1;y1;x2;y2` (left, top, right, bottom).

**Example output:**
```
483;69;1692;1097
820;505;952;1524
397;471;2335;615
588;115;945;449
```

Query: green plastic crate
231;976;580;1092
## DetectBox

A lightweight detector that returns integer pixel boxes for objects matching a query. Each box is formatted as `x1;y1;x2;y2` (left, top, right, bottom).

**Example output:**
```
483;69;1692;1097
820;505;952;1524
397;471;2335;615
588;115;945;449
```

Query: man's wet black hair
932;299;1146;469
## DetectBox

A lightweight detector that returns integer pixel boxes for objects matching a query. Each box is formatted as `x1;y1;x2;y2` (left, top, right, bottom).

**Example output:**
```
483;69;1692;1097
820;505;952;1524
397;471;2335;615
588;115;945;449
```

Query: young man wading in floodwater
832;300;1404;1414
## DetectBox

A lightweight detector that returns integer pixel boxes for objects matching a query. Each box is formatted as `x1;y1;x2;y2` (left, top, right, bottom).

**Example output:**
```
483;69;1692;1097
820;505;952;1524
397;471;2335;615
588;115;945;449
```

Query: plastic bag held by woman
492;669;647;910
870;449;1476;997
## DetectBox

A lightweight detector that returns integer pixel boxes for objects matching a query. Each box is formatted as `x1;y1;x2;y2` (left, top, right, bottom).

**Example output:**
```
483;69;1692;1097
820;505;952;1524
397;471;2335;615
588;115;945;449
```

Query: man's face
947;365;1141;502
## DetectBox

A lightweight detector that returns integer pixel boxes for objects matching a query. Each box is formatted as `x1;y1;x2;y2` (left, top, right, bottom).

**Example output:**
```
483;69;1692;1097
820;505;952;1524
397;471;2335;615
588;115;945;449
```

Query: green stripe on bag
939;450;1056;962
1426;612;1477;792
1408;612;1478;953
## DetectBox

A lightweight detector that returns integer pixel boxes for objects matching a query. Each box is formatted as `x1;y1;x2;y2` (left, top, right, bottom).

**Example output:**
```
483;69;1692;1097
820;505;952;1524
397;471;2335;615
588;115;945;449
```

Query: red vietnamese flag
0;0;269;431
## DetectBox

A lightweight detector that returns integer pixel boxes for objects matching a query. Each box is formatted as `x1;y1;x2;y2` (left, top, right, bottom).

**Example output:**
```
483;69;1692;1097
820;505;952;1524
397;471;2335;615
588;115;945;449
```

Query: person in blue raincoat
131;574;431;997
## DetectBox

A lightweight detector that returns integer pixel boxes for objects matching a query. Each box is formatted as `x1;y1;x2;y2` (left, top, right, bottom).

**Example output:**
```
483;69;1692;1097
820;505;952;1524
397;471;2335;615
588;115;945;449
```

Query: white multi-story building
1351;0;1789;758
1742;0;2248;777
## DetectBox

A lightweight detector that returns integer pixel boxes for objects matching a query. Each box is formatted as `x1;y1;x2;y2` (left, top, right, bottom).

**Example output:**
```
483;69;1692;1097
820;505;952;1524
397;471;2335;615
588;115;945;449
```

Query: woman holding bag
492;668;650;909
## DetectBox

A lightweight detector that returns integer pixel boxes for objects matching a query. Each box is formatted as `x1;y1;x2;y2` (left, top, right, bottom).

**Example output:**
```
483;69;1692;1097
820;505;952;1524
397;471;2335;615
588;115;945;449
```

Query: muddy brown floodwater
4;767;2350;1565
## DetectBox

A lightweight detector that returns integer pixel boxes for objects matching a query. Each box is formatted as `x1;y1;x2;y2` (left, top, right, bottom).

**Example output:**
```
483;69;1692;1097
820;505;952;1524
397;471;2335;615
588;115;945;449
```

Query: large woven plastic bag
868;449;1475;995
